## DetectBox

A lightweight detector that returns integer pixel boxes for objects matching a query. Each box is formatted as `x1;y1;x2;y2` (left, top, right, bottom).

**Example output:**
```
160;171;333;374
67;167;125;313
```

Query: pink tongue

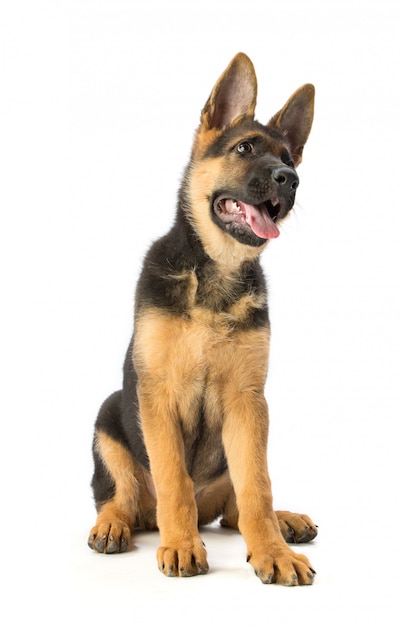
239;201;280;239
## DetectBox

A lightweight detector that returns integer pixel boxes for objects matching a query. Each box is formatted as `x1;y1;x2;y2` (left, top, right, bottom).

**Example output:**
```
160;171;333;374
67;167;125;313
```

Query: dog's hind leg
275;510;318;544
88;428;137;553
88;392;157;553
218;490;318;545
195;473;239;528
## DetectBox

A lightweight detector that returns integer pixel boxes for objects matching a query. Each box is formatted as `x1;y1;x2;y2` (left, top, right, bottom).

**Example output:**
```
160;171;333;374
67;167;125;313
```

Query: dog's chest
134;305;270;416
134;289;270;483
169;265;268;327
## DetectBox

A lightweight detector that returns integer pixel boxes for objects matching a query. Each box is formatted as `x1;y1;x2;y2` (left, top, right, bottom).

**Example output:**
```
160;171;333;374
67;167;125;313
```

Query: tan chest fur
133;300;270;433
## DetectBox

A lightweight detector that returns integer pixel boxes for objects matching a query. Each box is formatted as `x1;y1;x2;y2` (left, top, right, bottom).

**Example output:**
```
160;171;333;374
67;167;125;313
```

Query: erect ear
268;84;315;166
200;52;257;130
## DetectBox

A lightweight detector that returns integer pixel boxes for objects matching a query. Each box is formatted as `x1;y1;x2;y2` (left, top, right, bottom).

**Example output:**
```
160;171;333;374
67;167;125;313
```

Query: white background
1;1;400;624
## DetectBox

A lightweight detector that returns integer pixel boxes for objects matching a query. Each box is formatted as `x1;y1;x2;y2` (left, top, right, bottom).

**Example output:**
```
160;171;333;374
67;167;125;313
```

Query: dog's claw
276;511;318;544
88;520;131;554
157;544;209;577
196;562;209;575
260;572;274;584
94;534;107;553
248;545;315;586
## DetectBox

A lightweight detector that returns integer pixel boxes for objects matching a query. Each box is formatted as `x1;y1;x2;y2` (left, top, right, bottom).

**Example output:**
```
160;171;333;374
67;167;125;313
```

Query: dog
88;52;317;585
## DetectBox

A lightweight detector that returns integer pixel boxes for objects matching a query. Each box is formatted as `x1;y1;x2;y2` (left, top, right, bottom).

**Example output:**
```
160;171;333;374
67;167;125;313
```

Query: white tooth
271;197;279;207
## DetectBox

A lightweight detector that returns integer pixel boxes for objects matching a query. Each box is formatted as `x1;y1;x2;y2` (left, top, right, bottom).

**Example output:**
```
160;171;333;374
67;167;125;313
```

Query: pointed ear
268;84;315;166
200;52;257;130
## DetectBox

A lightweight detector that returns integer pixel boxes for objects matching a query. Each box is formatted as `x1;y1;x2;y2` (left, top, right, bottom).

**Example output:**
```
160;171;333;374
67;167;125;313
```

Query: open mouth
213;195;282;239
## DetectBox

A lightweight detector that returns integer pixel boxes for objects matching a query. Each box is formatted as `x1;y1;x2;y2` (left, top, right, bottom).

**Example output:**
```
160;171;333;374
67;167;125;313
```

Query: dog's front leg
137;383;208;577
222;392;315;585
133;312;208;577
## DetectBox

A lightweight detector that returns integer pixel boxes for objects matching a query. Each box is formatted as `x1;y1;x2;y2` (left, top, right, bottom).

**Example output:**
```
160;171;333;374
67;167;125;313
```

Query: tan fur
133;306;272;574
90;432;158;546
88;52;317;584
198;52;257;136
133;307;270;431
186;157;268;267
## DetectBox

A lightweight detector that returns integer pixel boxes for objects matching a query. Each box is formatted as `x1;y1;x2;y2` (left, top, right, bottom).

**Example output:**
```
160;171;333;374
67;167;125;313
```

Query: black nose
272;166;299;192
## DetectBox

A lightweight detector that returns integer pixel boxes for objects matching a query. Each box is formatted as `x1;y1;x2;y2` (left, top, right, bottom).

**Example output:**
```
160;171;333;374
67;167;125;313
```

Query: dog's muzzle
271;166;299;194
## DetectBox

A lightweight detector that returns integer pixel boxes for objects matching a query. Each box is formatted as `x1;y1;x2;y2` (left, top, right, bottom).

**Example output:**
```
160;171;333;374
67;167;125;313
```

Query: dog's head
185;53;314;265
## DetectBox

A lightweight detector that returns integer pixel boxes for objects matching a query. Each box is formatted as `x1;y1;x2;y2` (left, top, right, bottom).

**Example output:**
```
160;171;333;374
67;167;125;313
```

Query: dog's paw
247;545;316;586
157;542;209;577
276;510;318;544
88;519;131;554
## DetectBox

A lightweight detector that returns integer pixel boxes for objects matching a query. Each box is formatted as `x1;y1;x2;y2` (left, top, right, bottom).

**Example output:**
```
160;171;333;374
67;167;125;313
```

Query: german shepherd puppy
88;52;317;585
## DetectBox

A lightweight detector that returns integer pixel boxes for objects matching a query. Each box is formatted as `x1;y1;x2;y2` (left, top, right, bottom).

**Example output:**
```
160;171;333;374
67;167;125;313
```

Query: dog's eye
237;142;253;154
